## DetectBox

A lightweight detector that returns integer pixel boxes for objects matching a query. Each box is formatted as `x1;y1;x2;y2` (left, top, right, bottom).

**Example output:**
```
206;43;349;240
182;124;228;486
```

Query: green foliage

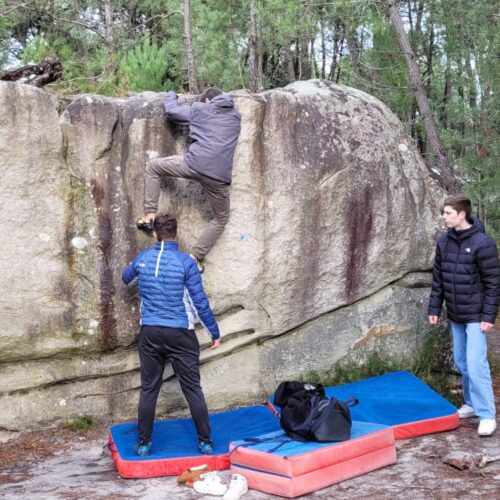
367;16;414;118
61;414;97;431
119;38;170;92
306;350;405;387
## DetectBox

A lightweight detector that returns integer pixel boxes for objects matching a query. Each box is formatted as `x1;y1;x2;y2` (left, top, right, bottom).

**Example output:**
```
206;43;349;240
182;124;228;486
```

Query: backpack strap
344;396;359;407
229;434;292;456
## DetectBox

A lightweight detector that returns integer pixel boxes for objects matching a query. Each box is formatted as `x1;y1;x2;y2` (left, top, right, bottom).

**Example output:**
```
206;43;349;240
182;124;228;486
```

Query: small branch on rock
0;56;62;87
443;451;500;471
478;455;500;468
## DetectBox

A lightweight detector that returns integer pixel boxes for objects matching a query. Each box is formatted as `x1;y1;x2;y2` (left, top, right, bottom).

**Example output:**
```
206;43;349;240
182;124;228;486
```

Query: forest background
0;0;498;237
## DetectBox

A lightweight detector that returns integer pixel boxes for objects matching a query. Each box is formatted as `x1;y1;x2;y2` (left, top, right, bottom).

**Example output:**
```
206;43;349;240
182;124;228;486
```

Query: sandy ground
1;334;499;499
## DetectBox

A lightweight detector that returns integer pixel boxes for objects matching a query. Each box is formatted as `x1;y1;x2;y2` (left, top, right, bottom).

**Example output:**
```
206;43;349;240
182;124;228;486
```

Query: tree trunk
439;63;451;129
102;0;116;79
425;13;434;92
183;0;199;94
345;26;365;83
385;0;460;194
283;46;296;83
320;15;326;79
415;0;424;33
248;0;262;92
299;40;311;80
335;39;345;83
328;22;342;81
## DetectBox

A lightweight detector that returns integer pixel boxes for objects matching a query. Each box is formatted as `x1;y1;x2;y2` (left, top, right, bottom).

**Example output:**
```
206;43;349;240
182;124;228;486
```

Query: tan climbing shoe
177;464;210;486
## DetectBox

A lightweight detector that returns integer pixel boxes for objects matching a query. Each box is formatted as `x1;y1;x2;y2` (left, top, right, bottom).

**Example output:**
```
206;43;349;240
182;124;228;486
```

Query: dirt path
1;333;499;500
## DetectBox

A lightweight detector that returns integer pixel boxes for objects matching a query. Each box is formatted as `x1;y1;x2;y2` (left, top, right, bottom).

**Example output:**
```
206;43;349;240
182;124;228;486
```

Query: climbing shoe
198;439;214;455
177;464;210;487
189;254;205;274
136;217;154;233
135;441;152;457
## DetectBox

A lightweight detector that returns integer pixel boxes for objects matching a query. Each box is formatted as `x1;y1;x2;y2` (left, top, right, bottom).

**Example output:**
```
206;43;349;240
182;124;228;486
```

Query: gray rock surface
0;79;445;430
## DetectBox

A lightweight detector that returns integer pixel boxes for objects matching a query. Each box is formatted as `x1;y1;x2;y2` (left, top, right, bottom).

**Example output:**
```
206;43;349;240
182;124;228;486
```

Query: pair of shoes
223;474;248;500
198;439;214;455
457;404;476;419
478;419;497;436
193;471;227;496
136;217;154;233
189;253;205;274
177;464;209;487
135;441;152;457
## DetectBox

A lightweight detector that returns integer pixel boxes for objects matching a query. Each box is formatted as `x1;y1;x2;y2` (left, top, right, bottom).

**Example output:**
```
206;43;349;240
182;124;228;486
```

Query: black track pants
137;325;211;444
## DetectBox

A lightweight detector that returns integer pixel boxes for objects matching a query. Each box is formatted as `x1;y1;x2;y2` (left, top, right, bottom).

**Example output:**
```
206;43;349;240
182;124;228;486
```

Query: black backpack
274;381;358;443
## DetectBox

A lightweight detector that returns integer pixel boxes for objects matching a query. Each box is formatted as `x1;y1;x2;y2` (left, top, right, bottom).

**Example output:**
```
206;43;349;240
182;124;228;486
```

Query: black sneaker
136;217;154;233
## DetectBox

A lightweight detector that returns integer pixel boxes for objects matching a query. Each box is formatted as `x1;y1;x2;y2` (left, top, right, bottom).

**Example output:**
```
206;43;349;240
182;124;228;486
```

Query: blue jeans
450;322;496;419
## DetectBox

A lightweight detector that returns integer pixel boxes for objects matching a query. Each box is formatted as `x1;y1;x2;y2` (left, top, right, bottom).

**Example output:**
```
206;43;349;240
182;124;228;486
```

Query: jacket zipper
453;240;461;316
155;241;164;277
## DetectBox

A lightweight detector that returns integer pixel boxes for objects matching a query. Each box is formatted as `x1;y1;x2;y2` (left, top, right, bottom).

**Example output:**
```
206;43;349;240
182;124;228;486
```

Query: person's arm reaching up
164;91;191;125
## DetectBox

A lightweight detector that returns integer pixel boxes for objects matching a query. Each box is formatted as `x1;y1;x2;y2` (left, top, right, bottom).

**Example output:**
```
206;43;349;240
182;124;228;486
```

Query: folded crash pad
230;421;396;498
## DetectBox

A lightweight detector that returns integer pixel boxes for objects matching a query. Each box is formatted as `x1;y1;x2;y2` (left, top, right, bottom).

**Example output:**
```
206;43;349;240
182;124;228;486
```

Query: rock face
0;80;444;430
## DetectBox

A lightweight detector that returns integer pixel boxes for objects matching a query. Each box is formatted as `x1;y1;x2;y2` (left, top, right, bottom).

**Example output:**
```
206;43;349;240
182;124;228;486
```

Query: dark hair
442;194;472;219
200;87;222;102
153;213;177;240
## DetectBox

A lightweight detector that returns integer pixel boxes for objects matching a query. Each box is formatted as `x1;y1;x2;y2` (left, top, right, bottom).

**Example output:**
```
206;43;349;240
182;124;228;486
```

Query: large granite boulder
0;80;444;431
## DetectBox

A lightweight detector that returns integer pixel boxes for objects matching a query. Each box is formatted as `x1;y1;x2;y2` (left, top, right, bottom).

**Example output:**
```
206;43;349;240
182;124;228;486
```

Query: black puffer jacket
428;218;500;324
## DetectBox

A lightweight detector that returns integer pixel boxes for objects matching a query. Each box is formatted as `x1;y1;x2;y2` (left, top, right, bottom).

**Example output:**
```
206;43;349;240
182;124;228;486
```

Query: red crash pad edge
392;412;460;439
108;432;230;478
231;445;397;498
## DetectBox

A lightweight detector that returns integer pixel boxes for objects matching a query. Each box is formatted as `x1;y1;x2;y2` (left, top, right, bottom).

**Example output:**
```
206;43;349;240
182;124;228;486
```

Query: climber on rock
138;87;242;273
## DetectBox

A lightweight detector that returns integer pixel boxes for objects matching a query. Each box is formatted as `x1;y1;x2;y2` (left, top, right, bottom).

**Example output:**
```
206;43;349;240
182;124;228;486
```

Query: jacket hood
210;93;235;109
448;216;485;241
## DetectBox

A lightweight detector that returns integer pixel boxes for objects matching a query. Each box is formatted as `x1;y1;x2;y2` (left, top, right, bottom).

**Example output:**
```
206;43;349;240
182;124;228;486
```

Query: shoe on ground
198;439;214;455
223;474;248;500
478;419;497;436
457;404;476;419
189;254;205;274
177;463;209;485
135;441;152;457
193;471;227;496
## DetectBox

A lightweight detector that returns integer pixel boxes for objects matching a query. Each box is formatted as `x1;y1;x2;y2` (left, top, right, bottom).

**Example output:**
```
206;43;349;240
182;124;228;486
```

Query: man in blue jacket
428;195;499;437
123;213;221;456
142;87;241;272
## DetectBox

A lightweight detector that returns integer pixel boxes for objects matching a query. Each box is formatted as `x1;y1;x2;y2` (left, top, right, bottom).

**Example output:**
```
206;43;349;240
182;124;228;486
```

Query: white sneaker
223;474;248;500
193;471;227;496
457;404;476;419
478;419;497;437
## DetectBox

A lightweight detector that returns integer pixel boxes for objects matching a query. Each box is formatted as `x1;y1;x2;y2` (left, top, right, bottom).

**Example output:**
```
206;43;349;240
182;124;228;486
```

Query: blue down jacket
428;218;500;324
122;241;220;339
164;91;241;184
